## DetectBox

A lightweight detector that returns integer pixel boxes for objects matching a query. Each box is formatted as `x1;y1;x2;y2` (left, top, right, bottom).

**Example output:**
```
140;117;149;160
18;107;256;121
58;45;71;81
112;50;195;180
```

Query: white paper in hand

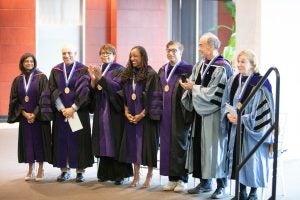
68;112;83;132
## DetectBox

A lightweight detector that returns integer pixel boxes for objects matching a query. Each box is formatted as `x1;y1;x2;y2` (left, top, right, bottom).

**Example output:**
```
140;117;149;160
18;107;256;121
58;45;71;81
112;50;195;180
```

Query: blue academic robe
221;73;274;188
181;56;233;179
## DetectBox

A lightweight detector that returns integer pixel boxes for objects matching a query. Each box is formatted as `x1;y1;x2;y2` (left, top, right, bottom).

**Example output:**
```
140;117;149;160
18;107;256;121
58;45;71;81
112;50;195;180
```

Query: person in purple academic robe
49;45;94;183
158;41;193;192
88;44;133;185
7;52;52;182
119;46;162;188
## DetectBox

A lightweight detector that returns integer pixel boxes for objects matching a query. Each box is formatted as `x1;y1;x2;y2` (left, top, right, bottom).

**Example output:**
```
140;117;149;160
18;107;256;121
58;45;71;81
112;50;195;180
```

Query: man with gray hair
49;44;94;183
180;32;233;199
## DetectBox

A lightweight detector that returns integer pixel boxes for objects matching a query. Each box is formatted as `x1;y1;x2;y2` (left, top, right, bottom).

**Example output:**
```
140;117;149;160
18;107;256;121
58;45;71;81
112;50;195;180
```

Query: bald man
49;45;94;183
180;33;233;199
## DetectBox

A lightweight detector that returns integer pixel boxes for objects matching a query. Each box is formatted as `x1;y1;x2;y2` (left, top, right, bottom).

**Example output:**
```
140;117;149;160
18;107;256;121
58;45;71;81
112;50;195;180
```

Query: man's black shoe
187;183;212;194
239;190;248;200
76;173;85;183
248;192;258;200
57;172;70;182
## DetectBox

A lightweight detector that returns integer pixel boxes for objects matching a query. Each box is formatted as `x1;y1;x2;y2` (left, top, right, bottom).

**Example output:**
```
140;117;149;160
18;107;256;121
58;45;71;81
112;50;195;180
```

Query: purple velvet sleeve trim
40;98;51;104
151;91;162;96
149;109;162;115
77;87;89;98
41;108;52;113
42;91;50;95
150;100;162;107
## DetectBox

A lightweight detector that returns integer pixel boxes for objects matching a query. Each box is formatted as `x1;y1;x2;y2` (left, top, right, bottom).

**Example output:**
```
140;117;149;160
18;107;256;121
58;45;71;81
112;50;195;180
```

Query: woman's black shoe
114;178;124;185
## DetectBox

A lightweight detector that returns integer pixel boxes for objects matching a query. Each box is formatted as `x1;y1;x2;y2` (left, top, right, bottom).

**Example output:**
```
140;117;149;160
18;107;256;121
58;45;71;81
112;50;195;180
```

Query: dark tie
102;63;108;73
167;64;173;77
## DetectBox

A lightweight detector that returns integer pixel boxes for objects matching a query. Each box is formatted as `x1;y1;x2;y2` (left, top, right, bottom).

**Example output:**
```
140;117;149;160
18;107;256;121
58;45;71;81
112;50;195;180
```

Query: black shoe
240;190;248;200
114;178;124;185
247;192;258;200
188;183;212;194
211;187;226;199
57;172;70;182
76;173;85;183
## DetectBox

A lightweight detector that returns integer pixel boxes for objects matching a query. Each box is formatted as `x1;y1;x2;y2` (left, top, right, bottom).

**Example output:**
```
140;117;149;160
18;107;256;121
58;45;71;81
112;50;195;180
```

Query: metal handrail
234;67;280;200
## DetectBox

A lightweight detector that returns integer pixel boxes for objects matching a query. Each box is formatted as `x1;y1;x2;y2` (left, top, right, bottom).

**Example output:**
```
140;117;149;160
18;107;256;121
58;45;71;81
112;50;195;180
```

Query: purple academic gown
7;69;52;163
120;66;162;167
91;63;133;180
49;62;93;169
158;61;193;176
91;63;124;157
124;80;144;164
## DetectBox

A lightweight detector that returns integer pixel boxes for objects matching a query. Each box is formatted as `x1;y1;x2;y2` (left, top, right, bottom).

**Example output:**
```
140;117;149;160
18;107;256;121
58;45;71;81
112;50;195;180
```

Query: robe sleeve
181;62;201;112
97;68;124;112
48;68;61;108
37;74;53;121
7;77;24;123
192;66;227;115
144;71;163;121
74;68;91;109
220;76;235;133
241;87;274;144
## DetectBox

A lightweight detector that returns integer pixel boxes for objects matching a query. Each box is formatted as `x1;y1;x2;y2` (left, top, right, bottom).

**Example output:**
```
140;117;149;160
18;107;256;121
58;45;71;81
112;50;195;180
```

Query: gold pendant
131;93;137;100
64;87;70;94
24;96;30;103
237;102;242;110
97;84;102;91
164;84;170;92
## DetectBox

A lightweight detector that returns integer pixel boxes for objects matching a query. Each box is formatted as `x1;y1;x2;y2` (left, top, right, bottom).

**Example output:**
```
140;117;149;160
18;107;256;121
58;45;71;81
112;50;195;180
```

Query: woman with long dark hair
119;46;162;188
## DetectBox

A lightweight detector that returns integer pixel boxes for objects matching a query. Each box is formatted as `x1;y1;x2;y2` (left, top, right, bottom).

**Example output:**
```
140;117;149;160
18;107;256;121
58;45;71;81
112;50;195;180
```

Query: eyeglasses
100;52;113;56
166;48;178;54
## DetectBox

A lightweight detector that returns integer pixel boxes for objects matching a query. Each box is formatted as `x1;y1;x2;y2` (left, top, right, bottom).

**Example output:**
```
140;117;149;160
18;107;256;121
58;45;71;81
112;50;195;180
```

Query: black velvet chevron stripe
255;108;271;121
254;118;272;131
217;83;225;89
257;99;268;110
215;91;223;98
210;99;221;106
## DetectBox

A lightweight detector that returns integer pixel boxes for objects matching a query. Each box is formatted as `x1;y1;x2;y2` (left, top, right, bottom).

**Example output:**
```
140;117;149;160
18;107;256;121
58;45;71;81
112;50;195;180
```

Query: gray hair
203;32;221;50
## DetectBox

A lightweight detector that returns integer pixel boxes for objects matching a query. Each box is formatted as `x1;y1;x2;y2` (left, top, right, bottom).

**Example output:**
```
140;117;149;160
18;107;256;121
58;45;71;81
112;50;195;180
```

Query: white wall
36;0;83;77
236;0;300;159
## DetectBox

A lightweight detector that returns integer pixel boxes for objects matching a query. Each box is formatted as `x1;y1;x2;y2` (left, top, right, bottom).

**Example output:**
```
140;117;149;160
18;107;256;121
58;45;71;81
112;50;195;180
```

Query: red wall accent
85;0;110;65
85;0;167;71
0;0;36;116
108;0;117;46
116;0;168;71
218;1;234;54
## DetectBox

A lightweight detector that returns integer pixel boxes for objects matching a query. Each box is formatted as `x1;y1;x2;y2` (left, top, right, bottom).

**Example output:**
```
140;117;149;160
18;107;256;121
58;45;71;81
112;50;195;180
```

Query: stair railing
234;67;280;200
